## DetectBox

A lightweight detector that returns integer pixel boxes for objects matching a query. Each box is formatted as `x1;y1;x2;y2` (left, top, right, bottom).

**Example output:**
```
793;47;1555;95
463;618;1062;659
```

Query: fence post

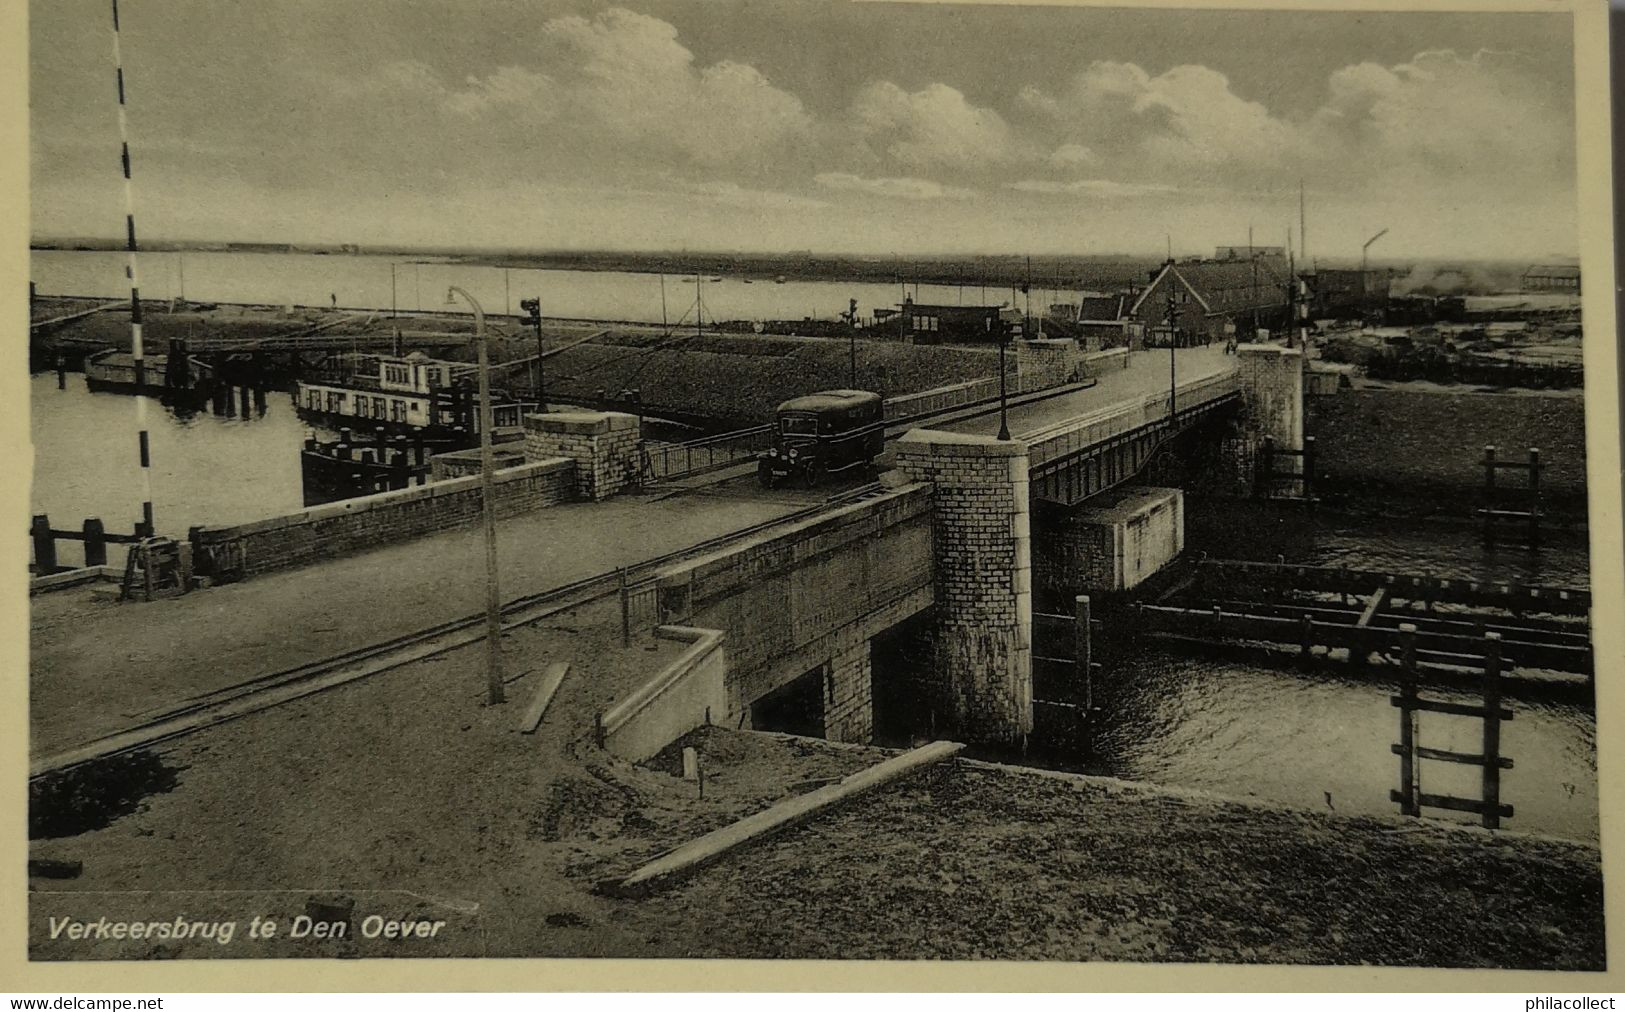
1299;611;1314;666
1397;623;1420;817
1482;631;1504;830
30;514;56;575
82;518;107;568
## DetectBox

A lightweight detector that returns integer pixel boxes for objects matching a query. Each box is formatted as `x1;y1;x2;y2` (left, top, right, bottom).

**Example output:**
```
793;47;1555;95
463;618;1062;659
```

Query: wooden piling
1396;623;1420;817
1482;632;1504;830
1302;435;1316;499
82;518;107;567
30;515;56;575
1074;595;1092;711
1258;435;1275;497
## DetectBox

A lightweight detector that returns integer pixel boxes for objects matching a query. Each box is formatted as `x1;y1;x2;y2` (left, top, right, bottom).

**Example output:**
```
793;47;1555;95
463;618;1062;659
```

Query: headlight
788;448;798;459
769;448;778;457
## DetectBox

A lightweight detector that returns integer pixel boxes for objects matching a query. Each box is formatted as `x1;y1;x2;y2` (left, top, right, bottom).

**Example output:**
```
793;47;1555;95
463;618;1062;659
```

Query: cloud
849;82;1022;170
814;172;974;200
1017;50;1571;197
670;180;830;211
1048;144;1098;168
1007;178;1179;198
346;8;813;176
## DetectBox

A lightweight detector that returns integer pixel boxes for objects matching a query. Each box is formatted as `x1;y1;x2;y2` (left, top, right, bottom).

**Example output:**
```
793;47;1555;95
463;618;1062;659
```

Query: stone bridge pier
1237;344;1304;451
895;430;1033;746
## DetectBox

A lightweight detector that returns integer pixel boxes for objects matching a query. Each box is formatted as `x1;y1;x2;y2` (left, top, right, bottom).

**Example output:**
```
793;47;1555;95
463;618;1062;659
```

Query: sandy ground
27;593;1605;967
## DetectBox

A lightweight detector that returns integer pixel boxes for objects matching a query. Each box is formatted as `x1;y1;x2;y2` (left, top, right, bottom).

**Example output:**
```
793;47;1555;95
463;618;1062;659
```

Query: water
28;373;322;566
32;249;1038;325
1077;498;1596;842
1086;653;1597;842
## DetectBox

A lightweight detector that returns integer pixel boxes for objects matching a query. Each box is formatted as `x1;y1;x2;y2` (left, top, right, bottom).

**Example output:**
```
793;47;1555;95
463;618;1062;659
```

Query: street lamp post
446;285;505;706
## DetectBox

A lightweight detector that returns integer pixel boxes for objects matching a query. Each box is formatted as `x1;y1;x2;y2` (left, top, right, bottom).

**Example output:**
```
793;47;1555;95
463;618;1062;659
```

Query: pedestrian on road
330;293;337;310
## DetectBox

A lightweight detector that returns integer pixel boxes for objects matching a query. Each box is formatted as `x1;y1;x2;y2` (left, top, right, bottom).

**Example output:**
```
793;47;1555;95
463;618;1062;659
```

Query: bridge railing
643;425;773;482
1024;370;1240;469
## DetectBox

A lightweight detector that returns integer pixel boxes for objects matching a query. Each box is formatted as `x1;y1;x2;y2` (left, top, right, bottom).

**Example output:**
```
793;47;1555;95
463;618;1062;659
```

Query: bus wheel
802;463;822;489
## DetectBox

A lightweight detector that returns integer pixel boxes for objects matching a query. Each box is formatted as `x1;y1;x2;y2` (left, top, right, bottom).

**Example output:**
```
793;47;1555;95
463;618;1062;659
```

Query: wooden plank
516;662;570;734
1413;792;1515;818
612;741;965;897
1389;696;1514;721
1392;743;1514;769
1357;587;1387;628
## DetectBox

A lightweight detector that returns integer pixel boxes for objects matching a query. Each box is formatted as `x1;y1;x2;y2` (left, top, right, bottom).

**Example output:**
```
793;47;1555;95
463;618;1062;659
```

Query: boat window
781;415;818;436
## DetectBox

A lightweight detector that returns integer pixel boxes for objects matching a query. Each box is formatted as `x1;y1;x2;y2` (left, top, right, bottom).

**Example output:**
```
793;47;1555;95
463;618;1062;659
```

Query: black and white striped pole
112;0;154;535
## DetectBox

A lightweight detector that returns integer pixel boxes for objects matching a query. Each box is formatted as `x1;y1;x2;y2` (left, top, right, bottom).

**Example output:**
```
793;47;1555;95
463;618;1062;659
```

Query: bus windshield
781;415;818;436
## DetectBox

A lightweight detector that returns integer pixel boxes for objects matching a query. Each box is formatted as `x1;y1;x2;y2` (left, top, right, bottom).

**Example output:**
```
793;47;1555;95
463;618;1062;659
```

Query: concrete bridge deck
31;344;1236;759
29;481;834;757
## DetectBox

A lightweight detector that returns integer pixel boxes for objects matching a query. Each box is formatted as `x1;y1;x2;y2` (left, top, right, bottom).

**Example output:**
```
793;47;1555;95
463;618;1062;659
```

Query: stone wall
1016;338;1084;392
650;484;936;734
600;626;729;763
1305;386;1588;514
193;457;575;581
895;430;1033;745
523;411;642;500
427;446;528;481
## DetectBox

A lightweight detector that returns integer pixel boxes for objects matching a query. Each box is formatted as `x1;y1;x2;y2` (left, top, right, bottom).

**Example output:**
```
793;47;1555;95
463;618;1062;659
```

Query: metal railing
643;425;773;482
1024;370;1240;469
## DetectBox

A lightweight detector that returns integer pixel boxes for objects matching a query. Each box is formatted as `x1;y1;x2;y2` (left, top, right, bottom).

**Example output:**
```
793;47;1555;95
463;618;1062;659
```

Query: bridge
31;342;1287;773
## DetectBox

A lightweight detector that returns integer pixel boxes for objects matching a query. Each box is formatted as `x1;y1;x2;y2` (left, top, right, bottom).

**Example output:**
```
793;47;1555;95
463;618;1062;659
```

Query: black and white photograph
9;0;1622;984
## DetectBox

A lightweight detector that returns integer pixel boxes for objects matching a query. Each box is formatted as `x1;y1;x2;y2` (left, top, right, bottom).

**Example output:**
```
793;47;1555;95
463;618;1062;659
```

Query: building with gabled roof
1125;257;1290;345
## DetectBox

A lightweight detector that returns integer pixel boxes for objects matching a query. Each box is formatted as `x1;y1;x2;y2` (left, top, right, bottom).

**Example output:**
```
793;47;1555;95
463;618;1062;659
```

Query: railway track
30;483;887;780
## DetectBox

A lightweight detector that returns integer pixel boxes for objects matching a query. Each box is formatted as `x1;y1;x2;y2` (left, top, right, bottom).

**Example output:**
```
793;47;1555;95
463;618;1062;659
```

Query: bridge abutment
895;430;1033;745
524;411;641;500
824;640;874;744
1034;486;1184;600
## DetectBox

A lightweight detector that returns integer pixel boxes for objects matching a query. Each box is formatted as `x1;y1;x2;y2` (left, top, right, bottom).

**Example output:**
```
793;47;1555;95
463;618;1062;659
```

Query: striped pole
111;0;154;534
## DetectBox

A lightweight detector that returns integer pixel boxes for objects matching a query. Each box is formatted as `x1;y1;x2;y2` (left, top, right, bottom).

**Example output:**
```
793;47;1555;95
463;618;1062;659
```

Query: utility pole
521;297;544;404
1165;258;1178;421
1249;224;1258;336
844;298;858;388
445;285;504;706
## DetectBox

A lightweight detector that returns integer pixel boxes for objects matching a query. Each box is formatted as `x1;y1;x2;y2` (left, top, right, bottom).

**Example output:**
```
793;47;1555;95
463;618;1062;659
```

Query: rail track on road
30;483;891;780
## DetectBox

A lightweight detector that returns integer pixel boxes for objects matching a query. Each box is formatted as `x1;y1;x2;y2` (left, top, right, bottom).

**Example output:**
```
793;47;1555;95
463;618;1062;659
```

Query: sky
29;0;1580;260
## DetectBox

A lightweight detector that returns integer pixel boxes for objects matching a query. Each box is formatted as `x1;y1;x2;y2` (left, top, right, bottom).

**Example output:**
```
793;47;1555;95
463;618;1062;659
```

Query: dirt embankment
27;597;1604;971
